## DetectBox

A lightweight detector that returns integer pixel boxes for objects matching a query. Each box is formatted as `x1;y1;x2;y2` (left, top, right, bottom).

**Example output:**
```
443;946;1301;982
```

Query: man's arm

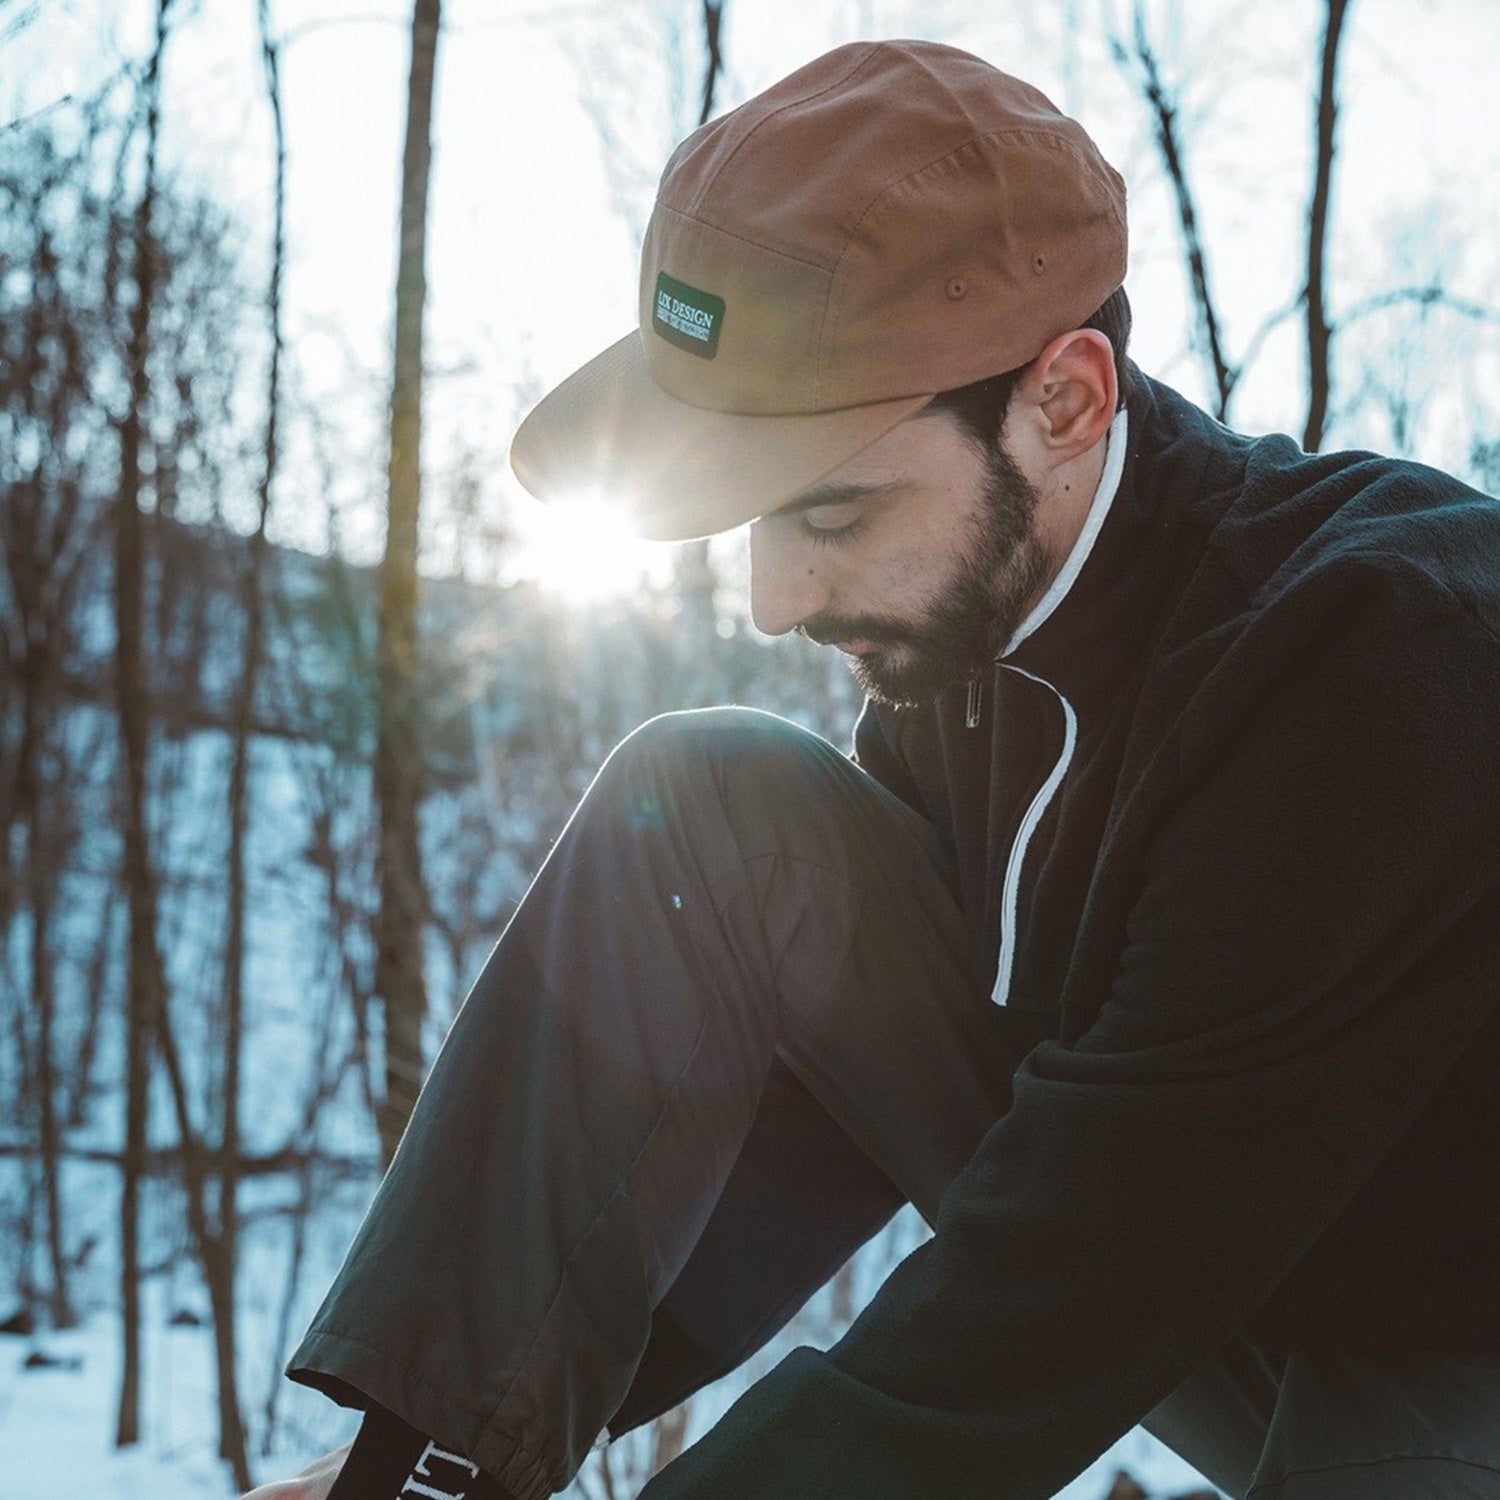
642;573;1500;1498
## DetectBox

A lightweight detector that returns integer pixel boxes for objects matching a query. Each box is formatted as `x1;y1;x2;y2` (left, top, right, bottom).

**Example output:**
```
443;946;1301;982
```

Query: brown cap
509;40;1127;540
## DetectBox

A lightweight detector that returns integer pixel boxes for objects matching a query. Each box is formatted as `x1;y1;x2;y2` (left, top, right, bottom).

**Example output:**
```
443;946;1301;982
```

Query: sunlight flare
512;487;666;606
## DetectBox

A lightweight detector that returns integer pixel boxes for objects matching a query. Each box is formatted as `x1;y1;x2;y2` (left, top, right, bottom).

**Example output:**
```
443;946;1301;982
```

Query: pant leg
609;1059;905;1437
1246;1350;1500;1498
288;708;1019;1500
1140;1337;1284;1499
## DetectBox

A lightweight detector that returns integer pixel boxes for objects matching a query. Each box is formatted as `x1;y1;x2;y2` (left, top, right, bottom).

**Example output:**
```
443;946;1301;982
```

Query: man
259;39;1500;1500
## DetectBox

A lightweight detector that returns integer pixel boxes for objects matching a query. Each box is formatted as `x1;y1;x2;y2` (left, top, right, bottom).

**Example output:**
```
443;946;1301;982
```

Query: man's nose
748;520;830;636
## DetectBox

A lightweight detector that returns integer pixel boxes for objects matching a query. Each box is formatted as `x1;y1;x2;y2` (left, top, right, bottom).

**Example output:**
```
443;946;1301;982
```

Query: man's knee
601;707;841;800
566;708;886;882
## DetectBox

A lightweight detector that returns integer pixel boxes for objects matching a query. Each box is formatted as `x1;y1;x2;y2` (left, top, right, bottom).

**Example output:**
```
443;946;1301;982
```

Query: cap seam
846;124;1101;236
652;201;837;277
679;44;885;217
818;125;1113;400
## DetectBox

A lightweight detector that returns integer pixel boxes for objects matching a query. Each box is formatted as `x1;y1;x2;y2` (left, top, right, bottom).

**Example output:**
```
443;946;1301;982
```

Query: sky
9;0;1499;596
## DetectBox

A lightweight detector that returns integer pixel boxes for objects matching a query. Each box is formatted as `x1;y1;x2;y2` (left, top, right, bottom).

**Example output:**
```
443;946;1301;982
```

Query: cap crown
640;40;1127;415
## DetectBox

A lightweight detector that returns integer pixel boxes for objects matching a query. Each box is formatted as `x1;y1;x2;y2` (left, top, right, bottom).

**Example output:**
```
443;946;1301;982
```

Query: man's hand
242;1440;352;1499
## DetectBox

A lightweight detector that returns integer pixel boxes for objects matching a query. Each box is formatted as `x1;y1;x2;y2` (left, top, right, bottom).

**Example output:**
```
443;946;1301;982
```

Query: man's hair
925;285;1133;448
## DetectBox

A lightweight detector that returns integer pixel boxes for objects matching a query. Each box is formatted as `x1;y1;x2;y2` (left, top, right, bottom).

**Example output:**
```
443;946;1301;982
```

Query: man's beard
800;440;1050;707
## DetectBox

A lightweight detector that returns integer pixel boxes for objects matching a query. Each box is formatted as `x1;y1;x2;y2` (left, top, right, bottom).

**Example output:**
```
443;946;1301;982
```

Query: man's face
748;410;1051;706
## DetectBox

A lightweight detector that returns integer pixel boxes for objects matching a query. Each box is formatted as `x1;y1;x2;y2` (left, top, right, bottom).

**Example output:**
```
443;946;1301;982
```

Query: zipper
979;410;1127;1001
990;665;1077;1007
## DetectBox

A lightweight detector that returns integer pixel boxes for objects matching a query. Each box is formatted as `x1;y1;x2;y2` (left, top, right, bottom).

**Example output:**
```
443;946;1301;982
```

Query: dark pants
289;709;1500;1500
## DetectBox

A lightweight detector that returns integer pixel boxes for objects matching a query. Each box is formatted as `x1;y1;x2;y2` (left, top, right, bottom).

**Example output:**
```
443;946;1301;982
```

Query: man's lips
833;639;883;656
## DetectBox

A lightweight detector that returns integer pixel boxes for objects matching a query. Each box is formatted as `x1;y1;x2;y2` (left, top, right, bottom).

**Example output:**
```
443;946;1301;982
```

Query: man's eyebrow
770;479;902;517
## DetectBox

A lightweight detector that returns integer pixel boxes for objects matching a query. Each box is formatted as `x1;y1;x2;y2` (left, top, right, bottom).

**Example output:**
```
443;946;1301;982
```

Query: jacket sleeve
640;573;1500;1499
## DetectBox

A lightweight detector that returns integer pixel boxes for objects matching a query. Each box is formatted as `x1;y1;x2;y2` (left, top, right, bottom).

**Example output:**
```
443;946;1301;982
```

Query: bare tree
374;0;443;1164
115;140;266;1494
0;120;109;1334
697;0;724;123
177;0;294;1485
1110;0;1358;445
1301;0;1352;452
99;10;258;1475
112;0;174;1449
1108;5;1235;419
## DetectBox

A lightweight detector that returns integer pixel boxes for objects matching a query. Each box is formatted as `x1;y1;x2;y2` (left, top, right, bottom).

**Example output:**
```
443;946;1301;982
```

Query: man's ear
1007;329;1117;463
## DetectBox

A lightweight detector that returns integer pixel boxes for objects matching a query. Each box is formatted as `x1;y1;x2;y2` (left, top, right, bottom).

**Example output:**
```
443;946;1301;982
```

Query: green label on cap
652;272;725;359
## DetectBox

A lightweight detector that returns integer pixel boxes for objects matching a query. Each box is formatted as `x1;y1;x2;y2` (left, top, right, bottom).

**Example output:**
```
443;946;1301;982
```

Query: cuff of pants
289;1326;557;1500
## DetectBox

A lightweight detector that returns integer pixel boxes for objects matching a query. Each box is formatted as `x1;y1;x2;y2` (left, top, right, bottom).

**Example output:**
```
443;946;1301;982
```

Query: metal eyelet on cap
1032;253;1046;274
945;276;968;300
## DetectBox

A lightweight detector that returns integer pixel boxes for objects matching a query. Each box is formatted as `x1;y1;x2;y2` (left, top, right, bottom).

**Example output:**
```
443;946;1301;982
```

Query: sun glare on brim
511;488;666;607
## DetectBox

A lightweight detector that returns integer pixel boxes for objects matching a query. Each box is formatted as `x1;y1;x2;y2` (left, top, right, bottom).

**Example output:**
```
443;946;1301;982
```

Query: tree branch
1113;2;1235;418
1235;292;1307;383
1338;282;1500;330
699;1;724;126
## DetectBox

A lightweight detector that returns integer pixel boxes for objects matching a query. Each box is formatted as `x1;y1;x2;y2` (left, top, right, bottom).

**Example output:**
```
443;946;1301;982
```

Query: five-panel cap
509;40;1127;541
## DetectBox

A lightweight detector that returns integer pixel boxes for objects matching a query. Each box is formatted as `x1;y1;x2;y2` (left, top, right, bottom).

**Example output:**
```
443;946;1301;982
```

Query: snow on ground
0;1312;1219;1499
0;1313;254;1499
0;1183;1218;1500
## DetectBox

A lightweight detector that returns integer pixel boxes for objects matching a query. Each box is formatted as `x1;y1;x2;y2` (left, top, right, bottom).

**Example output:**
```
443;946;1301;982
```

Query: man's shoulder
1131;372;1500;628
1230;445;1499;634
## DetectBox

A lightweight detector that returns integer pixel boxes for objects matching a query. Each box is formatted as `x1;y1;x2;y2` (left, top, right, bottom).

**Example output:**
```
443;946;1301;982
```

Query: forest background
2;0;1497;1495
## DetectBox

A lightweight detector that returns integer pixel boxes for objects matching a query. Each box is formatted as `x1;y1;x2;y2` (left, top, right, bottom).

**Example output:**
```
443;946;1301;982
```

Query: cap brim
509;331;932;542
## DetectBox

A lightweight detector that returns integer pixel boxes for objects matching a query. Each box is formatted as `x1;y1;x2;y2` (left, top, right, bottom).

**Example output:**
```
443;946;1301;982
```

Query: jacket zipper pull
965;672;982;729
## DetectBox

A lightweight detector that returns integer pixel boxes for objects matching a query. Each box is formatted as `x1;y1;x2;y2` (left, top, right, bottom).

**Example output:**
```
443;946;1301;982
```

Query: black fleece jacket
643;375;1500;1499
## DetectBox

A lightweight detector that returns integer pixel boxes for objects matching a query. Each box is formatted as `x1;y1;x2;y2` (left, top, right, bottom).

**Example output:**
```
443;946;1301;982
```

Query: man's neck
1033;434;1109;589
1001;407;1130;660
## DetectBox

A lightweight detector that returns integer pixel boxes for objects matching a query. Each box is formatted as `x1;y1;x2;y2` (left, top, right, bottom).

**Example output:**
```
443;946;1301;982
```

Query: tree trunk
1302;0;1353;452
697;0;724;125
374;0;442;1166
32;876;74;1328
113;0;173;1450
199;6;290;1479
188;5;291;1488
68;889;117;1127
1123;2;1234;418
10;576;75;1330
203;1232;250;1488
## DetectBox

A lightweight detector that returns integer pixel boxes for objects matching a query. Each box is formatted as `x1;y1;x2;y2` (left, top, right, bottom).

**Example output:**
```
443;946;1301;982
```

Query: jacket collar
1001;403;1130;661
995;375;1217;716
